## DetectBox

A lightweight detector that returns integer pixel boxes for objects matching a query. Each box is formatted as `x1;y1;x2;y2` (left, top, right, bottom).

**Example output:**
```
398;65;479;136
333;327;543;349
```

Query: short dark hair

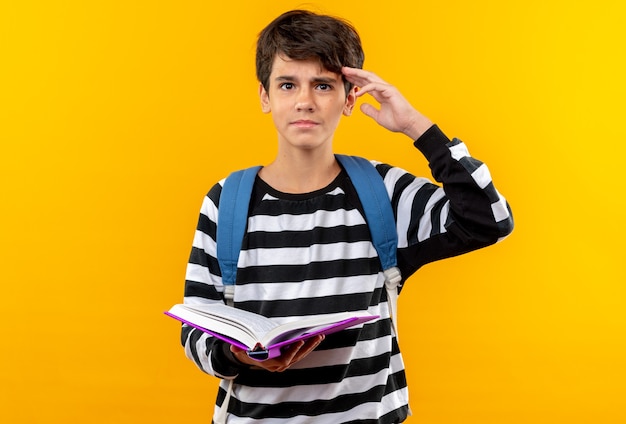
256;10;365;96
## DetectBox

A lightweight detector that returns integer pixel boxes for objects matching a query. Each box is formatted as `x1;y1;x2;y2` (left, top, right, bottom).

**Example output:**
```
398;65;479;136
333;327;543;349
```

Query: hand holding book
230;334;325;372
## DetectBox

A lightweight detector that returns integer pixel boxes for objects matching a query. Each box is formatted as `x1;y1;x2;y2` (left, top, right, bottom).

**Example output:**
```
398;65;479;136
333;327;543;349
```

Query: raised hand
342;67;433;140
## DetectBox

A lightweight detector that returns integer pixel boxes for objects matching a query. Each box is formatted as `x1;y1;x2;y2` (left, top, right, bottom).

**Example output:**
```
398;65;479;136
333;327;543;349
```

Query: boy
181;9;513;424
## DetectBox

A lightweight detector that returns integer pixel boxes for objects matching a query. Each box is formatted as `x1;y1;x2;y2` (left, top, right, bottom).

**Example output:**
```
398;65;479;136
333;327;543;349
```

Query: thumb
359;103;379;121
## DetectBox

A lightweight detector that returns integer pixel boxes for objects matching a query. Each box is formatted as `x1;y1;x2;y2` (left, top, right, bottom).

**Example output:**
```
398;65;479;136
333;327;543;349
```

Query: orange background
1;1;624;423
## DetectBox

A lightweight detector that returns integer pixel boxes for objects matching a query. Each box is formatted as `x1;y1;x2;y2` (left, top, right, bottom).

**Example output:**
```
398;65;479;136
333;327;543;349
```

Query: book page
261;312;375;346
178;303;278;337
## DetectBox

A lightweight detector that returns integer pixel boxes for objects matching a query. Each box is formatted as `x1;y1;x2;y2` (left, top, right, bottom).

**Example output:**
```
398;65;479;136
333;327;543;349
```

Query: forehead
269;54;338;79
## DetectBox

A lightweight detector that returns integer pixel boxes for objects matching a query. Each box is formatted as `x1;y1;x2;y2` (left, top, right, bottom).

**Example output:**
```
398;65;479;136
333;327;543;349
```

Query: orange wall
1;1;624;423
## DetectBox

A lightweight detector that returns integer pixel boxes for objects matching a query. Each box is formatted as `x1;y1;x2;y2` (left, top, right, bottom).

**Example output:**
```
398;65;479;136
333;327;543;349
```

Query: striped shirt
181;125;513;423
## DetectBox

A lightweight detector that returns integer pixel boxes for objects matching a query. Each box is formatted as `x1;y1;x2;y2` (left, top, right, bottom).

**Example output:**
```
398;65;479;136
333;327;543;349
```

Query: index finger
342;67;385;87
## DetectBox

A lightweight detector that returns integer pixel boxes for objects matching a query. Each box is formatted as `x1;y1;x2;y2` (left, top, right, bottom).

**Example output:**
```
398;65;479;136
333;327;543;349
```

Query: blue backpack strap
335;154;398;270
336;154;402;338
216;166;262;305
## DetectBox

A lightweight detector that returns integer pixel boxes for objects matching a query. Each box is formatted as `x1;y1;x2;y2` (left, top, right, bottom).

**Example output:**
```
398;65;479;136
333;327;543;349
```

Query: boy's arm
181;184;247;378
343;67;513;276
393;126;513;278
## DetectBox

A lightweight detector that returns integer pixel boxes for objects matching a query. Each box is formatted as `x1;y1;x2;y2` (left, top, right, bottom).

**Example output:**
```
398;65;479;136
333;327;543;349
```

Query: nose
295;87;314;112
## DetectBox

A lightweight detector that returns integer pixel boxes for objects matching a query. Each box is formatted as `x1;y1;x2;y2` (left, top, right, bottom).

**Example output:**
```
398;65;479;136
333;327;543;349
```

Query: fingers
274;335;325;372
342;67;395;101
290;335;324;364
231;335;325;373
342;67;398;106
359;103;379;120
343;66;431;138
342;66;385;87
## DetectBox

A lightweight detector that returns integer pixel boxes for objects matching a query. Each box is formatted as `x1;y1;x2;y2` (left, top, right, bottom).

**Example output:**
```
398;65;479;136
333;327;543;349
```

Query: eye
279;82;294;90
316;83;332;91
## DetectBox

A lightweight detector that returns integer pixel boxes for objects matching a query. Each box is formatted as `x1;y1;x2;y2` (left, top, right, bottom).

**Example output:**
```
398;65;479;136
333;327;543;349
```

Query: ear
259;83;271;113
343;86;357;116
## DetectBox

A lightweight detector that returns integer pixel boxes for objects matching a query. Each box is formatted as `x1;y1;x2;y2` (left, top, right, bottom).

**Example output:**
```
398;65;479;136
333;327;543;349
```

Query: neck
260;148;340;194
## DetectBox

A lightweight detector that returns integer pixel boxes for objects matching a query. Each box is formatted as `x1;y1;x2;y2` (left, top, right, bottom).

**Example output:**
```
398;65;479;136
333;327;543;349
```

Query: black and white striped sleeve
180;182;242;379
382;125;514;279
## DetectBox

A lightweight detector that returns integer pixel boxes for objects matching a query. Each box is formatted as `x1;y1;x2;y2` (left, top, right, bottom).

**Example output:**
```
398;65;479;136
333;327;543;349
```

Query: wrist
230;346;255;366
404;116;434;141
211;341;246;376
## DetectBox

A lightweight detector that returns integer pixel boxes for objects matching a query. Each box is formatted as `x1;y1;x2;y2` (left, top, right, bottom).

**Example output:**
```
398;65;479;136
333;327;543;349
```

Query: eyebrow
274;75;339;84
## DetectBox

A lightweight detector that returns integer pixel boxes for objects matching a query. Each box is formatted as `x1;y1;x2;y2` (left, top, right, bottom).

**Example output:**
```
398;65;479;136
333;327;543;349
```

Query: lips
291;119;319;128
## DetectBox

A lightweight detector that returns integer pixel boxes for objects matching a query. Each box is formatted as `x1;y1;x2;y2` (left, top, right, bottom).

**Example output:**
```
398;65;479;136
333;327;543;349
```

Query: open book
165;303;378;361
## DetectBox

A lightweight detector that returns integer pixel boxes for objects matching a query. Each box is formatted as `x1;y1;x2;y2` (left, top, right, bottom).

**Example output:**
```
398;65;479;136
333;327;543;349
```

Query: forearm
182;259;243;377
414;125;513;239
181;325;242;378
181;185;244;378
388;126;513;277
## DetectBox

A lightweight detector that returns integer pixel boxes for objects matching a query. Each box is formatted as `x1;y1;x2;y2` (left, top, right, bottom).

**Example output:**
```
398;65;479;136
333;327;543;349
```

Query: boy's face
259;55;356;153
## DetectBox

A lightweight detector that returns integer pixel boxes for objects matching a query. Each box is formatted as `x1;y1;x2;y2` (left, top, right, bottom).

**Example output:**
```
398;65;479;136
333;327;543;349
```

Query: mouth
291;119;319;128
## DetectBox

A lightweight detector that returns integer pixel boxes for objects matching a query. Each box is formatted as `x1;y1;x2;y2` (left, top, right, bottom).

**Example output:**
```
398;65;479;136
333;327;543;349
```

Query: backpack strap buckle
383;266;402;339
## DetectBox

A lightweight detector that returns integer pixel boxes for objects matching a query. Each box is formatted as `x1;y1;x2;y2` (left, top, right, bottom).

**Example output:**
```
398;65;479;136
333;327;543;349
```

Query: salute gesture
342;67;434;140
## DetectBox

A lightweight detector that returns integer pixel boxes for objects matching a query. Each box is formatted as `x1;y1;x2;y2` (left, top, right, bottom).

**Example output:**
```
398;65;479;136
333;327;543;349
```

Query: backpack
216;154;402;337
